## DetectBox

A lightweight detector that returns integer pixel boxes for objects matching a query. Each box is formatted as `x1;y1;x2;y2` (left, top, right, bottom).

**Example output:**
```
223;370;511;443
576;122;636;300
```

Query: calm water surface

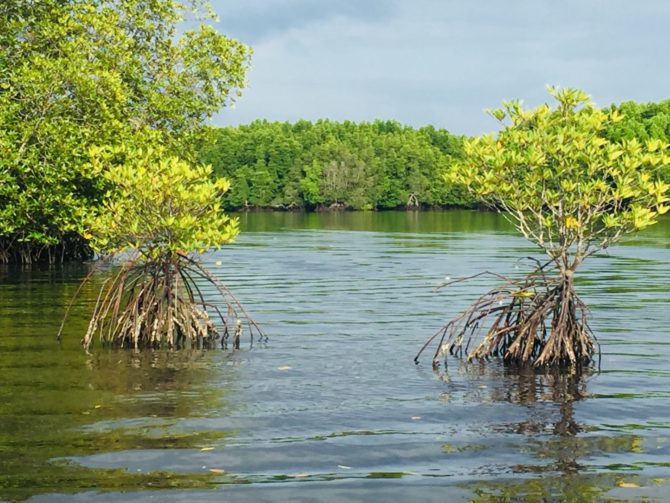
1;211;669;502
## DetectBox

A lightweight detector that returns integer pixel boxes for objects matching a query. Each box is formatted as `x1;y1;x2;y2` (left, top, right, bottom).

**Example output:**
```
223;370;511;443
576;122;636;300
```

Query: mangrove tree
416;87;669;368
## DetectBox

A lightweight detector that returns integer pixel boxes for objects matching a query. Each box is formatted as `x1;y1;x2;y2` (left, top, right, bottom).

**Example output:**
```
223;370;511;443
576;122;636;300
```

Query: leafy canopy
87;146;239;259
0;0;250;260
450;87;670;269
199;120;467;210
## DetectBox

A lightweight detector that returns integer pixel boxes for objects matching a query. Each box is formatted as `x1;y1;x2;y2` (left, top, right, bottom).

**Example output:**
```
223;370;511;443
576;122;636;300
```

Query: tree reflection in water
435;365;663;501
0;349;240;502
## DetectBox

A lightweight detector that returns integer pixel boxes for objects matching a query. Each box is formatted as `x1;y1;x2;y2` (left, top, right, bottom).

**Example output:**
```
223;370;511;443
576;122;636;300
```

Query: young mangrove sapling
417;87;669;368
59;144;264;350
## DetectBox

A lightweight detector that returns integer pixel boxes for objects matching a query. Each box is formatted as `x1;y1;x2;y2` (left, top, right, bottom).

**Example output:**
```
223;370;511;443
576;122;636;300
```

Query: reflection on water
0;345;241;500
438;366;666;501
0;211;669;501
0;268;242;501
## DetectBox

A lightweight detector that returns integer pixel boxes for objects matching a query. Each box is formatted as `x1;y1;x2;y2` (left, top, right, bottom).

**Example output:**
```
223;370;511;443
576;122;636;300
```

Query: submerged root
416;262;599;369
59;253;265;350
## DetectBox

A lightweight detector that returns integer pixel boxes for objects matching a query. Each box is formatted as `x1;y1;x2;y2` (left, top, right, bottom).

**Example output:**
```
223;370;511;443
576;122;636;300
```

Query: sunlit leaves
449;87;669;266
0;0;250;261
87;146;239;258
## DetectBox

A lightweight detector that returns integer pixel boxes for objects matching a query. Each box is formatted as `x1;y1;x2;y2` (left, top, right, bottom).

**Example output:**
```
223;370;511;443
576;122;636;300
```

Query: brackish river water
1;211;669;502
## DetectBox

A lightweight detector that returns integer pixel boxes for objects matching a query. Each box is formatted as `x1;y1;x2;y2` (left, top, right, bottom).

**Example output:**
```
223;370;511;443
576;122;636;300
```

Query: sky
209;0;670;135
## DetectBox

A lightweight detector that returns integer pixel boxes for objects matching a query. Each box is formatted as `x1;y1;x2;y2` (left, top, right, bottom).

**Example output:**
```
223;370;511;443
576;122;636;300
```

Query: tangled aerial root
59;253;265;350
416;260;599;369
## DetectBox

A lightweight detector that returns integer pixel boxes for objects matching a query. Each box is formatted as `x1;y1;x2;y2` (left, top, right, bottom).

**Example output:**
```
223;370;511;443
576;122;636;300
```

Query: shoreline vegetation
1;100;669;264
227;202;483;212
200;104;670;214
198;119;471;212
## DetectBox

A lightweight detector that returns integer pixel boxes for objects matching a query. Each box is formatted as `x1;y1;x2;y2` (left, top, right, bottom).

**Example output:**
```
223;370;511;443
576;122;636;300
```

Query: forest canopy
199;120;469;210
199;100;670;212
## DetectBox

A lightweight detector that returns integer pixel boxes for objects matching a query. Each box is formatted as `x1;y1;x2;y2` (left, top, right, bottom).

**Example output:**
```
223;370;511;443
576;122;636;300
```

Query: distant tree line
200;101;670;211
606;100;670;145
199;120;471;210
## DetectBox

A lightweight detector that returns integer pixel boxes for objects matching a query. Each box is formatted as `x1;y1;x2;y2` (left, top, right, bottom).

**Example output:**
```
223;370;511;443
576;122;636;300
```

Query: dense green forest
605;100;670;143
200;100;670;211
0;0;249;263
199;120;470;210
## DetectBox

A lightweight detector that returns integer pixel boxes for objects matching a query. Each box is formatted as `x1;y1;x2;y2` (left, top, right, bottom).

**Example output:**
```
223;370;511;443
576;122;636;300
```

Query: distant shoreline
228;203;481;213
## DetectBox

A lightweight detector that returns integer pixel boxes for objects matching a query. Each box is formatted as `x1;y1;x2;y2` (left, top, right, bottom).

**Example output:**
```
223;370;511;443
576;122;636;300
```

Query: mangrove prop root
416;263;599;369
61;253;265;350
